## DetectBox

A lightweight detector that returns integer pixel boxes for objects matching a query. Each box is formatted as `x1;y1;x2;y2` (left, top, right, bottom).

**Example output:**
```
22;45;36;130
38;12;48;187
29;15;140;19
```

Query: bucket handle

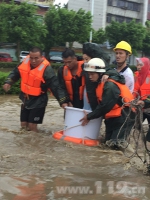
64;124;82;131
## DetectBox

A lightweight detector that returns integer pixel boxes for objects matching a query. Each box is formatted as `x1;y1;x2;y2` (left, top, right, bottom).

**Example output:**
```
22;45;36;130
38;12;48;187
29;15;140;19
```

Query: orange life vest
63;61;85;101
134;74;150;100
96;79;133;119
18;55;49;96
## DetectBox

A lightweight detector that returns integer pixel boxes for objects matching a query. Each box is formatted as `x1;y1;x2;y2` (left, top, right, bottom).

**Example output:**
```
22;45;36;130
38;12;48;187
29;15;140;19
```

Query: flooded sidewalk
0;95;149;200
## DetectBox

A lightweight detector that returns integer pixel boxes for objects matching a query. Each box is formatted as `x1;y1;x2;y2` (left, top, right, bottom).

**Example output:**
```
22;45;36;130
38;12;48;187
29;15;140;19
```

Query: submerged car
20;51;29;62
0;53;12;62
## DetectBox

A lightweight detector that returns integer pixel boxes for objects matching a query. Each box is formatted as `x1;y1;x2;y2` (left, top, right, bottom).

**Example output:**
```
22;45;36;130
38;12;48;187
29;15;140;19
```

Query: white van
20;51;29;62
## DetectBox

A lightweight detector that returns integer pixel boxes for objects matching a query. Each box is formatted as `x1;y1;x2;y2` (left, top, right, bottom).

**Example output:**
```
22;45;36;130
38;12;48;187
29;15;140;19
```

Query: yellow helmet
113;41;132;55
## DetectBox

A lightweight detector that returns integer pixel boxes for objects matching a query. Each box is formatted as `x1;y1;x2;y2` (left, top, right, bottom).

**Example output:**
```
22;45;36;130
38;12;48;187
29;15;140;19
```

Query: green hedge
0;62;62;69
0;72;20;94
0;61;137;71
0;62;19;68
0;62;63;94
0;63;137;95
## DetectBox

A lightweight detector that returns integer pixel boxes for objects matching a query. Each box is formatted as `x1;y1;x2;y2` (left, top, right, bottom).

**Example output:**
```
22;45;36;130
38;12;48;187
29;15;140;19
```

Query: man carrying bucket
58;48;84;109
80;58;135;150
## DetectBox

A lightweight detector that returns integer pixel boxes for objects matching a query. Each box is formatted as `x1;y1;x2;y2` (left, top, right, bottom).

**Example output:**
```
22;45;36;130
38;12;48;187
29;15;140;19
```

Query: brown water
0;95;149;200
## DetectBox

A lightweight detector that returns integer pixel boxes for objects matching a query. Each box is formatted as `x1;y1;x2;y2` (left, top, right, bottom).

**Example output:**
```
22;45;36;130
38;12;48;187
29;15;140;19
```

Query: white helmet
84;58;106;72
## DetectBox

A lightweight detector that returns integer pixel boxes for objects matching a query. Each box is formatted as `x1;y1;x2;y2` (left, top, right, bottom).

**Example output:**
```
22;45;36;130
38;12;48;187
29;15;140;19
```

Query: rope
120;94;150;175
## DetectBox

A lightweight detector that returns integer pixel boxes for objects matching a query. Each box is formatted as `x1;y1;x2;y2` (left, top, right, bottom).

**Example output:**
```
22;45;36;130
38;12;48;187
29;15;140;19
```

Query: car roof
20;51;29;53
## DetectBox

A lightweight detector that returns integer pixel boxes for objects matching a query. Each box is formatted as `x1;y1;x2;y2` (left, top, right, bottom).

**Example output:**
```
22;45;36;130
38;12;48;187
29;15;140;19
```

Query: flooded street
0;95;150;200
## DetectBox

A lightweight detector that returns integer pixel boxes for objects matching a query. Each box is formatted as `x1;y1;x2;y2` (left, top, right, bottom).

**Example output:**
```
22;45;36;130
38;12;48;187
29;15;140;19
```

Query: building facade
0;0;54;15
147;0;150;20
68;0;148;64
68;0;148;30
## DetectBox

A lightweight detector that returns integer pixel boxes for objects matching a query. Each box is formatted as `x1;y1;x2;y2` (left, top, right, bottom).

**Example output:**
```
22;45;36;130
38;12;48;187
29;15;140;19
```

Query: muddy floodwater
0;95;150;200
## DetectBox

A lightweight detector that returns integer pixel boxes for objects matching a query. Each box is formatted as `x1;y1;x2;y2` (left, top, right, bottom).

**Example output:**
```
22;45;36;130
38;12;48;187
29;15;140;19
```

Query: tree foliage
105;20;146;54
0;3;10;42
44;5;92;55
92;28;107;44
0;2;47;60
142;21;150;56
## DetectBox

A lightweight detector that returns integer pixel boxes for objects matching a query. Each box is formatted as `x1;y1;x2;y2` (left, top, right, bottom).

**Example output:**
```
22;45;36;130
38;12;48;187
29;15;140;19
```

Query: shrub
0;62;19;68
0;63;137;95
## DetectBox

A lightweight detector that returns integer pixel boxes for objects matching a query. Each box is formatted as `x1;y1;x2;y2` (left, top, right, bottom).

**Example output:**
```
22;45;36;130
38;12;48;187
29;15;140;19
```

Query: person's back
57;48;84;109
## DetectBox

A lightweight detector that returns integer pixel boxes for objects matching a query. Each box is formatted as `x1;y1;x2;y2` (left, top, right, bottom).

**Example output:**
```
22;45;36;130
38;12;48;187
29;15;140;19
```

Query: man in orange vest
2;47;69;132
80;58;135;150
58;48;84;109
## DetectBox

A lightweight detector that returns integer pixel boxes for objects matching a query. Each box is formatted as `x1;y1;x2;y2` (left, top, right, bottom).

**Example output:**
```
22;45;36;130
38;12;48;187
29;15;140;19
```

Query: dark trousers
104;108;135;142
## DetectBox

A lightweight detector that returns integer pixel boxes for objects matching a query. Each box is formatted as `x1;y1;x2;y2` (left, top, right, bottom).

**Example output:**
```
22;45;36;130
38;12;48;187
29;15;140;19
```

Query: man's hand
3;83;11;92
68;102;73;107
79;110;89;126
61;103;68;109
101;75;109;83
136;100;145;108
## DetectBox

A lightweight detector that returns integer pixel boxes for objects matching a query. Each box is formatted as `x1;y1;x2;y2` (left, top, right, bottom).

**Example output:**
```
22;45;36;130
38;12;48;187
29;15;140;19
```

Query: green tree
0;2;47;60
92;28;107;44
105;20;146;54
142;21;150;56
0;3;9;42
44;6;92;56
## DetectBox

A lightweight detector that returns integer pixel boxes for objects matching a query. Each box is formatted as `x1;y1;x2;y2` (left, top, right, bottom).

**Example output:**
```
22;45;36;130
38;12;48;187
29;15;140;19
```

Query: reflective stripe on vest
18;55;49;96
96;79;133;119
63;61;85;101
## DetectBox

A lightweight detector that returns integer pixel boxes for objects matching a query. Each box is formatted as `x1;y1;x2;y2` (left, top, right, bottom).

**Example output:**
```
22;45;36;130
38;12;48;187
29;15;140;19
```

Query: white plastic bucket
64;107;102;139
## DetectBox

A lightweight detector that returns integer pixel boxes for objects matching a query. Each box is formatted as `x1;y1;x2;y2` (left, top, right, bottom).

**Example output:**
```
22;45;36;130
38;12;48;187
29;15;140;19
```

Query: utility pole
89;0;94;43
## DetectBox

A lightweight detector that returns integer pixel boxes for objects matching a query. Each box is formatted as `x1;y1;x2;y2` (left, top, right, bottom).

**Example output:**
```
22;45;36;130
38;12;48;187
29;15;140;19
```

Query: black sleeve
87;82;120;120
4;66;21;85
43;66;69;105
144;96;150;108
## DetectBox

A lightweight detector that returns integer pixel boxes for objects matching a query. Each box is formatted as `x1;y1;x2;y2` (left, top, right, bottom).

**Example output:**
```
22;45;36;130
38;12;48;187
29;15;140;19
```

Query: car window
20;51;29;56
21;53;28;56
0;53;10;58
3;54;9;58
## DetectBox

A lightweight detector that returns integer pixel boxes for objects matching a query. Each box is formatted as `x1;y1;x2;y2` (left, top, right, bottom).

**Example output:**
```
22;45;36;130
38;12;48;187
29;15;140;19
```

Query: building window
108;0;113;6
107;14;112;23
133;3;140;11
127;2;134;10
126;18;132;23
107;13;140;24
148;4;150;12
117;0;126;8
115;15;125;23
